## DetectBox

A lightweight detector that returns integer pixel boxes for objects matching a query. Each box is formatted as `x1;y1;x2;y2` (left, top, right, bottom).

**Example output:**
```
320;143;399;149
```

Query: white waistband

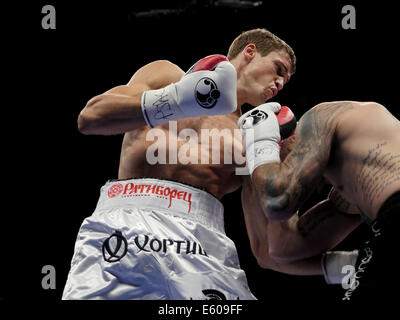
95;178;225;233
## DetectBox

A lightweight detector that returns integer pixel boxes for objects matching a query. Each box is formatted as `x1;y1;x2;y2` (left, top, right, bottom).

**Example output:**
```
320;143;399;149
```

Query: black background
5;0;399;313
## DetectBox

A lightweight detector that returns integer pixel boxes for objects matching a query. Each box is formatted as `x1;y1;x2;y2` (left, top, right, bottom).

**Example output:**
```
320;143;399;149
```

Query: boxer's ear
243;44;256;62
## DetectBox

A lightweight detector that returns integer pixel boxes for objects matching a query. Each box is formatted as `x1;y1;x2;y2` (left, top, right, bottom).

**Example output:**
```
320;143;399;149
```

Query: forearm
78;84;148;135
268;199;362;262
242;176;321;276
242;177;331;277
262;253;323;276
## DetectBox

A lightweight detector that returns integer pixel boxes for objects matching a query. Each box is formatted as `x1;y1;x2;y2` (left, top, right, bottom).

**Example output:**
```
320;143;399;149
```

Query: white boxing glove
238;102;282;175
141;54;237;128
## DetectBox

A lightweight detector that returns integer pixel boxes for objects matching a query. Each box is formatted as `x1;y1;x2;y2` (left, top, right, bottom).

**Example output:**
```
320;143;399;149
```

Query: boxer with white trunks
63;178;254;299
62;28;297;300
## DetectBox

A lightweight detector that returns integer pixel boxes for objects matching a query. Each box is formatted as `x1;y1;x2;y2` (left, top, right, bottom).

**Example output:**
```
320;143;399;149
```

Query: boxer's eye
275;62;289;84
274;63;283;75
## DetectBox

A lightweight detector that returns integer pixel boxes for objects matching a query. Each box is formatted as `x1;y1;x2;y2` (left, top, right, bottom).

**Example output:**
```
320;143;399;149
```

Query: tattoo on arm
262;102;354;214
328;187;360;214
297;205;336;237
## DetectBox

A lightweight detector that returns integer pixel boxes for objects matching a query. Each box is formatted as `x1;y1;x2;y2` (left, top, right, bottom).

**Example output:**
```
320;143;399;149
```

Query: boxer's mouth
270;87;278;98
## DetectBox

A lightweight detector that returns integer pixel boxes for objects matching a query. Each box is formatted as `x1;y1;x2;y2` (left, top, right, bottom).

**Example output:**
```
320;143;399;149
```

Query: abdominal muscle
118;115;245;199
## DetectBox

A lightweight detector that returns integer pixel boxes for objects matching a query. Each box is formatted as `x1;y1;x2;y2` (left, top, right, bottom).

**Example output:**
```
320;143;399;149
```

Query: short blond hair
227;28;296;75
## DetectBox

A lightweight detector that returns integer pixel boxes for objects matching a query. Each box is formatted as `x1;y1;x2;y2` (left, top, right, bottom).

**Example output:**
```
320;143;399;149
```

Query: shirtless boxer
239;101;400;302
62;28;298;300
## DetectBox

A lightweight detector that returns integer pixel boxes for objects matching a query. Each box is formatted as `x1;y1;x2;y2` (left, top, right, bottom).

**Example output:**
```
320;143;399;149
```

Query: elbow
267;225;293;263
264;198;295;222
268;241;299;264
256;257;272;269
255;253;273;270
77;112;90;135
250;239;291;272
251;241;275;270
77;96;103;135
255;176;296;221
77;111;99;135
254;250;283;272
268;241;282;262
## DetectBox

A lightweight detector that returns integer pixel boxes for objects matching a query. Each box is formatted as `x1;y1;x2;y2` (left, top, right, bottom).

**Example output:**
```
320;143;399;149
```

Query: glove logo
243;109;268;127
195;78;220;109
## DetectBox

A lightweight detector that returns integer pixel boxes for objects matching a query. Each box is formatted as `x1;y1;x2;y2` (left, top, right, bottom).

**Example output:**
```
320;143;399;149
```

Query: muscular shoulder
302;101;355;121
304;101;387;122
299;101;356;137
299;101;392;145
128;60;185;89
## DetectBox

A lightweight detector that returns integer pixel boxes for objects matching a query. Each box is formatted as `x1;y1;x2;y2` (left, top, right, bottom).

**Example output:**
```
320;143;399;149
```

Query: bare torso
118;113;245;199
324;101;400;220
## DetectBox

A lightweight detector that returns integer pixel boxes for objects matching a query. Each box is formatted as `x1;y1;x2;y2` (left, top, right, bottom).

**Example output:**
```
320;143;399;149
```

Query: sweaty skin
252;101;400;222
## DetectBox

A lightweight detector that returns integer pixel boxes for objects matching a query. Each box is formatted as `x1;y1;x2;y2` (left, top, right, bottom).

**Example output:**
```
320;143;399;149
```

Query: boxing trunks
62;178;256;300
342;191;400;303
